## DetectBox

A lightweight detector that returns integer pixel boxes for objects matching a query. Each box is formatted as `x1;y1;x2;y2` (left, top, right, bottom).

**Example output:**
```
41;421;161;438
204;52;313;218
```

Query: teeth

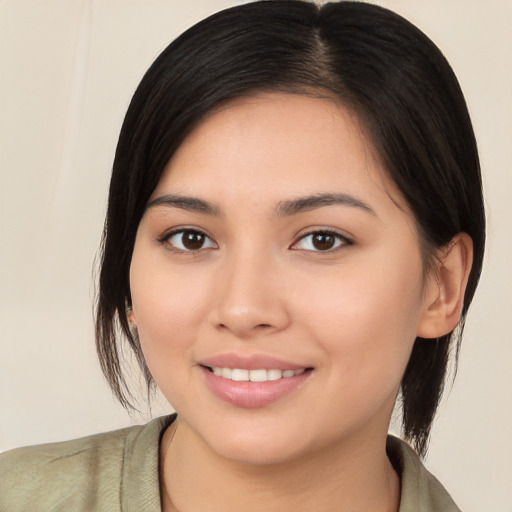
267;369;282;381
249;369;267;382
231;369;249;381
211;367;306;382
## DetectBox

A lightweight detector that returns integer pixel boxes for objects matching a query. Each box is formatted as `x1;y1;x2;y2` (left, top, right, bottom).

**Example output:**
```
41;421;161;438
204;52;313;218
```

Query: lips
198;353;313;408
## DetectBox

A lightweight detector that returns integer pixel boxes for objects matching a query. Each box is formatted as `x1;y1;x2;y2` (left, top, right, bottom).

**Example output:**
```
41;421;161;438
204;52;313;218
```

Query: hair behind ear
400;334;450;457
401;233;473;457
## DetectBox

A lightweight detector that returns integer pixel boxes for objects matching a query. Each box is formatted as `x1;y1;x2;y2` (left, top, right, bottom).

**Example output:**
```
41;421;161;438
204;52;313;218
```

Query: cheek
129;251;211;365
299;253;425;385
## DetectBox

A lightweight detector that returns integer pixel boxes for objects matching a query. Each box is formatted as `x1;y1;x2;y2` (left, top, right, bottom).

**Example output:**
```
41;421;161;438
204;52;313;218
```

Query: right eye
162;229;217;253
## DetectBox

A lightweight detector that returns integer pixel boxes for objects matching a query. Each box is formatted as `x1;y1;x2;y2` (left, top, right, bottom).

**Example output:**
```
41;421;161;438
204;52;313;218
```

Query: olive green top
0;415;460;511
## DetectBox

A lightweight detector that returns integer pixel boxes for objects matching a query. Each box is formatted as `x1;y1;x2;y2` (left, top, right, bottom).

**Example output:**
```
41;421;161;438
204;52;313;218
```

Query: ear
127;307;137;327
417;233;473;339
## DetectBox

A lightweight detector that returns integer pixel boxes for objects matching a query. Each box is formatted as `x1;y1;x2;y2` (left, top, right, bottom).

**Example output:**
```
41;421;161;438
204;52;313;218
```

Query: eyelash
291;229;353;253
158;228;352;254
158;228;217;254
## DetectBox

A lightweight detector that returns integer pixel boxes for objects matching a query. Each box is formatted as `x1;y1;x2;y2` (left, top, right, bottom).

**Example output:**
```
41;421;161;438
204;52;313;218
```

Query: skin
129;93;472;511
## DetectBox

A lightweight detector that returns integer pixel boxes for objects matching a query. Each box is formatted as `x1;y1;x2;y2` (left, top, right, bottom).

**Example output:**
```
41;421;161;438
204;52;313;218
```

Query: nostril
211;301;291;337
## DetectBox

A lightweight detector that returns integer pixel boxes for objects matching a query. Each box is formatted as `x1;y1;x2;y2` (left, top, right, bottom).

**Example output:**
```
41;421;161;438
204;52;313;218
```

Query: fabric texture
0;414;460;511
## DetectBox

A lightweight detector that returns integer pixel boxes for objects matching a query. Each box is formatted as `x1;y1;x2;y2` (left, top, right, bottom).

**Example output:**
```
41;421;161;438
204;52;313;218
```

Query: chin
193;412;314;466
214;436;305;466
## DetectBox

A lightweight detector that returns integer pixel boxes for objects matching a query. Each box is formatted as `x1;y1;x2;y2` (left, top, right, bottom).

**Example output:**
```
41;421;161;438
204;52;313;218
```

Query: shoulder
0;415;174;512
387;435;462;512
0;424;137;511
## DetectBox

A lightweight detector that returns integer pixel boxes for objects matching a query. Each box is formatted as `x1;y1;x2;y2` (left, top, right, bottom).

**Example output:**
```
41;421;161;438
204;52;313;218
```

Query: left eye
292;231;350;252
165;229;217;252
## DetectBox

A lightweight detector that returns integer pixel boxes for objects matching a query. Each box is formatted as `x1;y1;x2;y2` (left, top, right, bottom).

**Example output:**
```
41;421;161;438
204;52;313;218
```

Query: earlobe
417;233;473;339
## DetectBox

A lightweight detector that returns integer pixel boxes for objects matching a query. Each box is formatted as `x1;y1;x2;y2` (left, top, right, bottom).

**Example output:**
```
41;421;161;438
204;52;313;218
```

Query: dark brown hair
96;0;485;457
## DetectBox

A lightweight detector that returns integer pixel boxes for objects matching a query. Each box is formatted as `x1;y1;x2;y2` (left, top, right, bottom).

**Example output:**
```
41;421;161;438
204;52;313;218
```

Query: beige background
0;0;510;510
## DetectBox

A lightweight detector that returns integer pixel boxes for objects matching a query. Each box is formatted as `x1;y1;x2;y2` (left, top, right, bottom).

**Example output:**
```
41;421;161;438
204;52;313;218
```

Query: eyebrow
146;194;221;216
275;193;376;217
145;192;376;217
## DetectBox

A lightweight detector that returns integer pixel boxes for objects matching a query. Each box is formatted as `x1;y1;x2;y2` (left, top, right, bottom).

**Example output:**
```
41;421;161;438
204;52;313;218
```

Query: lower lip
200;366;312;408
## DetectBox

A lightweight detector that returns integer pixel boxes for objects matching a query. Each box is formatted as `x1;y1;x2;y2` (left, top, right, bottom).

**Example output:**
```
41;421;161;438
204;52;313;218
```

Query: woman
0;1;484;510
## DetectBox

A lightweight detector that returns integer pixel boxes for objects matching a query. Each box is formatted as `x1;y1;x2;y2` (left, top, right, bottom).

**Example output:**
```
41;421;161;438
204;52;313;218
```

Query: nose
208;250;291;339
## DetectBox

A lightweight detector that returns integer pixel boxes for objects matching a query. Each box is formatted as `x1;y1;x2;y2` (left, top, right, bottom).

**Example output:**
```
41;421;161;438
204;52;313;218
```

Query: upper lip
198;353;310;371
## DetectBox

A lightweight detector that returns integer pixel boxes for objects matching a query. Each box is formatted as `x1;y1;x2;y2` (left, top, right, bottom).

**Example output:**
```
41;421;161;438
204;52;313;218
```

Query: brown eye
312;233;335;250
293;231;350;252
166;229;216;252
182;231;205;250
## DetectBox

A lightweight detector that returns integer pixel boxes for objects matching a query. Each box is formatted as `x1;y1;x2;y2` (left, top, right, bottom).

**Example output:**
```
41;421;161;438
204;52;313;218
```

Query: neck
160;418;400;512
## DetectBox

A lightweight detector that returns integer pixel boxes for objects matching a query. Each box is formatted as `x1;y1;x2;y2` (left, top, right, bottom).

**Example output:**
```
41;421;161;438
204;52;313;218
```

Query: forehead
154;92;405;216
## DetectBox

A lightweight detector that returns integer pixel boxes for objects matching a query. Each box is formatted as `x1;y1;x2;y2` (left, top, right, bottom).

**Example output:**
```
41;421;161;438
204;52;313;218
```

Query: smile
210;367;306;382
201;364;313;408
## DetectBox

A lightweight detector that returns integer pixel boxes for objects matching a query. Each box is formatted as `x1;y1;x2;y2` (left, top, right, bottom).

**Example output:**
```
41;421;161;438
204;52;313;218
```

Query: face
130;93;435;464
